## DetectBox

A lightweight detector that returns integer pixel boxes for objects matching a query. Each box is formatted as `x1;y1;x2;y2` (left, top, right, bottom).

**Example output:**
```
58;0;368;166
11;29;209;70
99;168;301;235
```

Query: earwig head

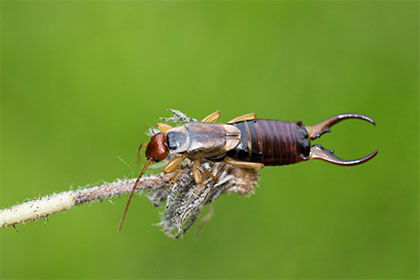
146;132;169;162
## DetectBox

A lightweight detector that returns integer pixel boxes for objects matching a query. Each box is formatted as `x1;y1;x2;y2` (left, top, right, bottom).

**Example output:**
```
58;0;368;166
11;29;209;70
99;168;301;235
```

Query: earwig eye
153;157;158;162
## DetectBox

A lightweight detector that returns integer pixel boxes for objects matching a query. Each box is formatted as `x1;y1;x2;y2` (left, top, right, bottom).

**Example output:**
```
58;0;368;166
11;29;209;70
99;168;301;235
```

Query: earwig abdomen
227;119;311;166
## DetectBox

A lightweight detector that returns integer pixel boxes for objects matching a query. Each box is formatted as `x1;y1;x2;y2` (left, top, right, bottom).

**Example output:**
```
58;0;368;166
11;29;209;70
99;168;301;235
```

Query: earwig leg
192;159;218;184
168;166;181;188
201;111;221;123
137;142;148;164
204;169;218;182
156;122;173;133
227;113;257;124
163;155;187;188
193;160;205;184
224;157;264;169
163;155;187;173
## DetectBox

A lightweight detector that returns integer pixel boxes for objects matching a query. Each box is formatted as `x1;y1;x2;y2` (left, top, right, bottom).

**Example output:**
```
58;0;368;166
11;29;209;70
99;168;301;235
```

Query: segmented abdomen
226;119;310;166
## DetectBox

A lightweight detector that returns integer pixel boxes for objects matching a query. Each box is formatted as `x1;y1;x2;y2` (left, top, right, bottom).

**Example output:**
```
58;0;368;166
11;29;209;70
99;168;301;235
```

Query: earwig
118;111;378;231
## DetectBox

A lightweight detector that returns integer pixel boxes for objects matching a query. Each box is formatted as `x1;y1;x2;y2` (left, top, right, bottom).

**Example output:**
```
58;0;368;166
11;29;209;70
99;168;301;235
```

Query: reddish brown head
146;132;169;162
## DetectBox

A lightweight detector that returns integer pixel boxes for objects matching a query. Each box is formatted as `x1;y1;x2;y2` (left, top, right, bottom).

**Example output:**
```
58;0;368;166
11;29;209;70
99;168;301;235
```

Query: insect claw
309;145;378;166
305;113;376;140
305;113;378;166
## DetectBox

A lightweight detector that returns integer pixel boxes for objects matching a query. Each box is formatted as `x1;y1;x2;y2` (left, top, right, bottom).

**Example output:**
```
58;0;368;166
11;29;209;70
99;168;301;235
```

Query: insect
118;111;378;231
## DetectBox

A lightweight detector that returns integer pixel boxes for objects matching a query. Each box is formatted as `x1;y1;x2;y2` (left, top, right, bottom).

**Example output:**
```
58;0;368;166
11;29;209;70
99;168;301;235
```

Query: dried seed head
146;161;259;238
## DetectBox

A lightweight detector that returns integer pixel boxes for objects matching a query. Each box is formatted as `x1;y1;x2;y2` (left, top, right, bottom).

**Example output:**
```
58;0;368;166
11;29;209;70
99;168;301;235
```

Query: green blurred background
1;1;418;279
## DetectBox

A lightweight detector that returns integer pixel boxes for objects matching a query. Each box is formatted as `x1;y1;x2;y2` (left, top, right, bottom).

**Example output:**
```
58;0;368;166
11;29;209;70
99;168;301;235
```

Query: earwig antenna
118;159;153;232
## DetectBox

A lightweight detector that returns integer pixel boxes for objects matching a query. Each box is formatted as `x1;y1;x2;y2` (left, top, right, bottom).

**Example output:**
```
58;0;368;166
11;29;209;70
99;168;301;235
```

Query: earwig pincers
118;111;378;231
